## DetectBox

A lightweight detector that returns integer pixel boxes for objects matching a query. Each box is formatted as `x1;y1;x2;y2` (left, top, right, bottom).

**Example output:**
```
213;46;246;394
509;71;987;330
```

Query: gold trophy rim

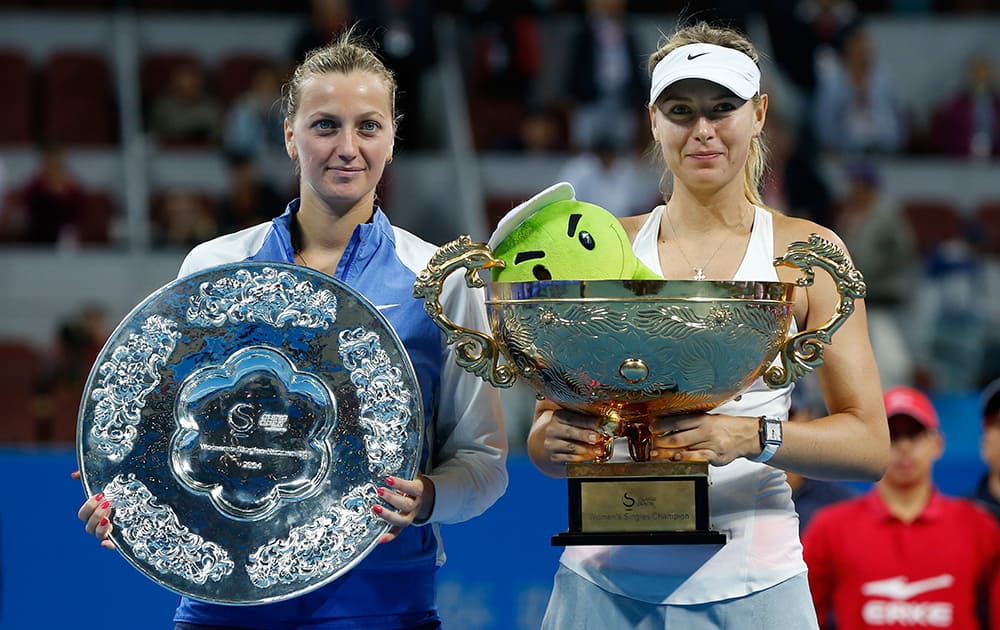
488;277;797;303
414;233;866;396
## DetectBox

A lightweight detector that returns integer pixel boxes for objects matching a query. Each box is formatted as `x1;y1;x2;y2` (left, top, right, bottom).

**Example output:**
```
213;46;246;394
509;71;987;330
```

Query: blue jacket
173;201;507;629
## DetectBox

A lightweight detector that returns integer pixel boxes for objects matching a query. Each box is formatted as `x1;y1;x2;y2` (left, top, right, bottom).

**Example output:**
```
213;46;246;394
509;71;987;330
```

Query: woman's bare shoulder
770;210;847;255
620;211;654;242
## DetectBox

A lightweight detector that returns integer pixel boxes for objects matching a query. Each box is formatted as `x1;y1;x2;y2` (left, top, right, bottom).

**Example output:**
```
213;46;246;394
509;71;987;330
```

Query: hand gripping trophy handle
412;235;517;388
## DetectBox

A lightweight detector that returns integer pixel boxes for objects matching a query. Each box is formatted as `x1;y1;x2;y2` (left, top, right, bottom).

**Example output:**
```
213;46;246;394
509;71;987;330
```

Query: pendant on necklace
693;268;706;281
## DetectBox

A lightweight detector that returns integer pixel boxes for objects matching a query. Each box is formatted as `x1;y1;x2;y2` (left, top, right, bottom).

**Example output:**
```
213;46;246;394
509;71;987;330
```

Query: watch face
764;420;782;442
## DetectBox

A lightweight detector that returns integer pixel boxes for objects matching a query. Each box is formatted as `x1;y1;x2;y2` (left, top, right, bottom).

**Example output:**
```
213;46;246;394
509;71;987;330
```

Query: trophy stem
624;422;652;462
590;415;619;463
591;432;615;463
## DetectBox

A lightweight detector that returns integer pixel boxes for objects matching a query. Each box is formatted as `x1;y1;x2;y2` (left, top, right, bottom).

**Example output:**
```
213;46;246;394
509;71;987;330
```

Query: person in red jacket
802;385;1000;630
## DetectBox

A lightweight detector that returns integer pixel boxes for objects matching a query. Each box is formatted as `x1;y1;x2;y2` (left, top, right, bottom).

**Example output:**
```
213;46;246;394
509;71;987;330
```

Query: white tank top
559;205;806;605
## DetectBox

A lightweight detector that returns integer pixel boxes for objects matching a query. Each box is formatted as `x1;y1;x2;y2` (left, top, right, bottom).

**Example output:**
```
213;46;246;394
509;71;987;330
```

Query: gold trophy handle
412;235;517;388
764;233;868;388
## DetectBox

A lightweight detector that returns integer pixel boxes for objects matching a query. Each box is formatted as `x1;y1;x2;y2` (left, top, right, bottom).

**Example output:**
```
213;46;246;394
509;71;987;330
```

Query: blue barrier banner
2;420;985;630
3;449;565;630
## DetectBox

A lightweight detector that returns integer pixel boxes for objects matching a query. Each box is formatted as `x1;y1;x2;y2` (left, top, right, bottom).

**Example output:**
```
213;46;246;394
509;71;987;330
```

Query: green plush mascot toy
487;182;660;282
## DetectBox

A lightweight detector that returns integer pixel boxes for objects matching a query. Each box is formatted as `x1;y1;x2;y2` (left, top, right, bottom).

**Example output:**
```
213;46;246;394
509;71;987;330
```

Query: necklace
665;206;749;281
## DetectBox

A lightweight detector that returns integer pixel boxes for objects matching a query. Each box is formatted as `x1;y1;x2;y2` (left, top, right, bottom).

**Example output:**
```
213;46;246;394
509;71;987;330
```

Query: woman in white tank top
527;21;888;629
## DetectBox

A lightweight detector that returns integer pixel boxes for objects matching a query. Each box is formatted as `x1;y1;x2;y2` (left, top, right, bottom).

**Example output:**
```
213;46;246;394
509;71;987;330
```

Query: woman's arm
770;224;889;481
649;222;889;481
420;278;509;524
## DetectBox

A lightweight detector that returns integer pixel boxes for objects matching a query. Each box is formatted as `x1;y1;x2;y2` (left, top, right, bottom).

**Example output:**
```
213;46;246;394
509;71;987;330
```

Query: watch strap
752;415;781;463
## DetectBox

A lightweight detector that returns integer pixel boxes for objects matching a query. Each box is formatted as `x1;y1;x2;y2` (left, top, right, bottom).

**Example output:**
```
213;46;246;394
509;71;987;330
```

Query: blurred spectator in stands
521;107;567;153
555;135;657;217
463;0;541;98
761;107;836;226
562;0;646;153
972;378;1000;522
153;189;218;249
761;110;796;216
462;0;542;150
782;149;835;226
495;106;567;153
785;374;859;536
682;0;778;41
0;154;7;208
291;0;353;64
217;153;283;234
0;154;18;241
757;2;853;227
150;62;222;147
20;144;87;245
929;52;1000;160
73;304;108;373
813;19;907;156
222;63;286;161
933;0;996;12
911;236;985;391
833;161;917;389
762;0;858;114
354;0;437;150
803;385;1000;630
35;303;109;441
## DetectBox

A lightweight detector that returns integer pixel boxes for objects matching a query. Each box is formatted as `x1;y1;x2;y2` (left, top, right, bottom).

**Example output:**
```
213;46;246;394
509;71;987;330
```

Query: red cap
884;386;939;431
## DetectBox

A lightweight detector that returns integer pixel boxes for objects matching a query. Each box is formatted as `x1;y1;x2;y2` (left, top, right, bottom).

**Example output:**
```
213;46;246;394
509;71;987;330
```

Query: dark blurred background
0;1;998;627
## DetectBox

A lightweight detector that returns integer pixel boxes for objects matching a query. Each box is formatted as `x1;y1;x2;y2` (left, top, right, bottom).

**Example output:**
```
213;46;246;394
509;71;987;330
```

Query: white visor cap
649;43;760;105
487;181;576;249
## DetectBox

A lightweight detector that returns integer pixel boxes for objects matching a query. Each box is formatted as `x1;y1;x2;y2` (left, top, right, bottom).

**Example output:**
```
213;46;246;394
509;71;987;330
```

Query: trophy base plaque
551;461;727;546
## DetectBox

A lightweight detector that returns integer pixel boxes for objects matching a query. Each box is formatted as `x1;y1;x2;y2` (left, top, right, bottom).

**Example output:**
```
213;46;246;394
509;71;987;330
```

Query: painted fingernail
587;433;597;443
100;501;110;510
372;505;383;514
379;535;389;544
385;477;395;486
377;487;385;497
99;517;109;527
94;493;104;502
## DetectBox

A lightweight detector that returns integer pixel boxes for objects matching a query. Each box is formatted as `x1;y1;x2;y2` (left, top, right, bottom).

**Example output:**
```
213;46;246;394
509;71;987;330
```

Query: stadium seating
40;50;117;146
0;49;34;146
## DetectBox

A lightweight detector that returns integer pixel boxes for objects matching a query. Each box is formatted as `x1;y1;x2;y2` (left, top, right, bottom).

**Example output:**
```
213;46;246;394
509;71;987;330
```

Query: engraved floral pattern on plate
76;262;423;605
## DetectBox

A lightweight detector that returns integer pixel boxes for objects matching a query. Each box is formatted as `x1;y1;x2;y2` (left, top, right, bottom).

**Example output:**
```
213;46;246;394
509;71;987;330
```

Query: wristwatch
753;416;782;463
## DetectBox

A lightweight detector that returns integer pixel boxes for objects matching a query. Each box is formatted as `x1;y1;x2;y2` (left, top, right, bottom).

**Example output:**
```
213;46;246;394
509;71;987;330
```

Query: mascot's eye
578;231;595;250
532;265;552;281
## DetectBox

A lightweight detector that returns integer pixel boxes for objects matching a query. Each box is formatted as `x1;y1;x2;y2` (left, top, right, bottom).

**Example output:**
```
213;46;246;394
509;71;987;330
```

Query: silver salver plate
76;262;424;605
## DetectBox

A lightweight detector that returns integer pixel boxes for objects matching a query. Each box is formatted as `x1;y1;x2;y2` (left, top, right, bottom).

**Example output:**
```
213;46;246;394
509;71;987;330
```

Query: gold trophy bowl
413;234;865;545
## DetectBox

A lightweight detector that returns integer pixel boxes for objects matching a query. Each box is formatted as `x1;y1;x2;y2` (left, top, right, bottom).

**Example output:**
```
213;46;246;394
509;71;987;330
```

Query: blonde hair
648;22;768;206
282;26;399;130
